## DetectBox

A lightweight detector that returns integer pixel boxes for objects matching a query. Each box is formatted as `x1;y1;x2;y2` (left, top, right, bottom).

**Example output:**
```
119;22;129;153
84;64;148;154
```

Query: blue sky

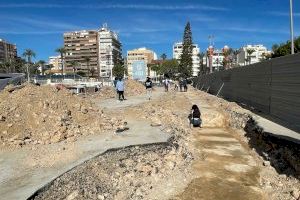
0;0;299;62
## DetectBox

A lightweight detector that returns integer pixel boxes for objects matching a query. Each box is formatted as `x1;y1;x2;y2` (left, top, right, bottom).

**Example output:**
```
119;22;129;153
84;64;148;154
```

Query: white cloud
0;3;229;11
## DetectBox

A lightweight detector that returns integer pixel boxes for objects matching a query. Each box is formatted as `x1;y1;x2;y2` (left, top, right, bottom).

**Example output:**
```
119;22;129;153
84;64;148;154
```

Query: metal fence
193;53;300;132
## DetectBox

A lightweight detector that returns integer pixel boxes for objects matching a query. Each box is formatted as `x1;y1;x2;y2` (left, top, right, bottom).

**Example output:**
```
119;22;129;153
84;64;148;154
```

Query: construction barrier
193;53;300;132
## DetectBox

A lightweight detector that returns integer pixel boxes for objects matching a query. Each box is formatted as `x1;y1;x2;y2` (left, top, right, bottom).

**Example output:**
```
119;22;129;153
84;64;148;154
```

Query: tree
90;67;96;77
84;57;91;77
232;50;240;67
37;60;46;75
246;49;255;65
198;53;207;75
112;64;126;78
160;53;167;61
272;36;300;58
160;59;179;79
179;22;193;78
22;49;36;82
55;47;67;76
69;60;79;79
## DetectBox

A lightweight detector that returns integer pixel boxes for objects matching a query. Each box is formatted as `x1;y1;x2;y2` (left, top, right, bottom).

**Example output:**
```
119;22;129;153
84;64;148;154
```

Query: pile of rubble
32;144;192;200
0;84;124;148
95;79;145;99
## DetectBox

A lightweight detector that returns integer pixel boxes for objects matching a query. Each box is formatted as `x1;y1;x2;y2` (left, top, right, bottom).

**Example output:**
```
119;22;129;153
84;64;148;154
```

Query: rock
291;189;300;199
97;194;105;200
263;161;270;167
7;123;13;128
66;190;79;200
150;118;162;127
0;115;6;121
81;107;88;114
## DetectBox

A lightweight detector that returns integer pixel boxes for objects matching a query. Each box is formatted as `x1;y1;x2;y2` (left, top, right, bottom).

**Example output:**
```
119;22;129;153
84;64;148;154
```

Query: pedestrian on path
179;78;183;92
189;104;202;127
183;78;188;92
116;77;125;101
144;77;153;100
164;78;169;92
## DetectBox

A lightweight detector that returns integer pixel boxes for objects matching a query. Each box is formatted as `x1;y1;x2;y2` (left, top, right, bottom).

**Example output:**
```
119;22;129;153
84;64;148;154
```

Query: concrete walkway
0;89;169;200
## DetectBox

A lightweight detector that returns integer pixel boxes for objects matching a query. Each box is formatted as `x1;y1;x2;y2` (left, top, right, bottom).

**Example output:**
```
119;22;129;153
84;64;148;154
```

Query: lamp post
290;0;295;54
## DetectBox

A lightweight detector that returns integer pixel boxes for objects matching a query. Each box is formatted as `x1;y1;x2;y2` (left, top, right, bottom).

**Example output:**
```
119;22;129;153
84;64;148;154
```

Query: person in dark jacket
144;77;153;100
190;104;202;127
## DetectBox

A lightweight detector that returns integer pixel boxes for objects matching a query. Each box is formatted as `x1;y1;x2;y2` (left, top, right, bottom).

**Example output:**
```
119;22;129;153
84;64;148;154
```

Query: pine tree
179;22;193;78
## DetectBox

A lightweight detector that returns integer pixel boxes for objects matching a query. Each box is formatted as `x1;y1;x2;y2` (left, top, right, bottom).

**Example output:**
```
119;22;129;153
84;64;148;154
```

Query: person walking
183;78;188;92
116;77;125;101
144;77;153;100
179;78;183;92
164;78;169;92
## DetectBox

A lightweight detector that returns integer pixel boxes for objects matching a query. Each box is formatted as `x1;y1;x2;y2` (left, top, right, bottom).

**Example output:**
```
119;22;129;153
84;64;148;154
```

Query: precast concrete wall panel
270;54;300;130
193;53;300;132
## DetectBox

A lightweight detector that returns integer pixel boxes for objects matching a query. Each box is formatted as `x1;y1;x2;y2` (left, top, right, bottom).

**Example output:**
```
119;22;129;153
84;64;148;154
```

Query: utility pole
290;0;295;54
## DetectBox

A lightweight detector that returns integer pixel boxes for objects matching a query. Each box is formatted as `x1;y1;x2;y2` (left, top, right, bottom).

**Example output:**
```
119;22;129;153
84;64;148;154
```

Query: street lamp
290;0;295;54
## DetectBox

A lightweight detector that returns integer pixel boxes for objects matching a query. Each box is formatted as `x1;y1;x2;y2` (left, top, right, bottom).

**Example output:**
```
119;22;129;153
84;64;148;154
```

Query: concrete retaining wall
193;53;300;132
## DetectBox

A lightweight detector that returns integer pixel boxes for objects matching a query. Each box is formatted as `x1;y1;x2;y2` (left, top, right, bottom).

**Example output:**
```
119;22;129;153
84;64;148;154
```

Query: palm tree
84;57;91;77
55;47;67;76
90;67;96;77
22;49;36;82
38;60;46;75
69;60;79;80
233;50;239;67
246;49;255;65
160;53;167;61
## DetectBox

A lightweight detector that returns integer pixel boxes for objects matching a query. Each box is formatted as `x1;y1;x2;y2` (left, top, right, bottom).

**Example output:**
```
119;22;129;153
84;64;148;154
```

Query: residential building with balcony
0;39;17;63
98;24;122;78
64;30;99;74
173;42;200;76
48;55;62;70
237;44;271;66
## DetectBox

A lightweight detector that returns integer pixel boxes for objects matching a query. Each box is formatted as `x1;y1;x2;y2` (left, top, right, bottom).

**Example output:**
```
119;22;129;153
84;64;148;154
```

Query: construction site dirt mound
0;84;124;148
95;79;145;99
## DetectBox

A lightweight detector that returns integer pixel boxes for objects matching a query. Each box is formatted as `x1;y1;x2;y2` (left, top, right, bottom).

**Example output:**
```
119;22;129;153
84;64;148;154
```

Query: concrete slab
252;114;300;144
0;120;170;200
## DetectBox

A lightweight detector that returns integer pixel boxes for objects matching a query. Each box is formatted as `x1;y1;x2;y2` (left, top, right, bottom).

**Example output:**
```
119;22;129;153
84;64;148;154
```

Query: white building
173;42;200;76
127;47;156;80
204;48;225;72
98;24;122;78
48;55;62;70
237;44;271;66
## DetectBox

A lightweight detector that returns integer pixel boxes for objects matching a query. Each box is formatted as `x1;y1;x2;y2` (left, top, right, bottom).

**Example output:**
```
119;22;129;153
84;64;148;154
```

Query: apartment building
173;42;200;77
98;24;122;78
63;25;122;78
64;30;98;73
127;47;157;80
237;44;271;66
0;39;17;63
